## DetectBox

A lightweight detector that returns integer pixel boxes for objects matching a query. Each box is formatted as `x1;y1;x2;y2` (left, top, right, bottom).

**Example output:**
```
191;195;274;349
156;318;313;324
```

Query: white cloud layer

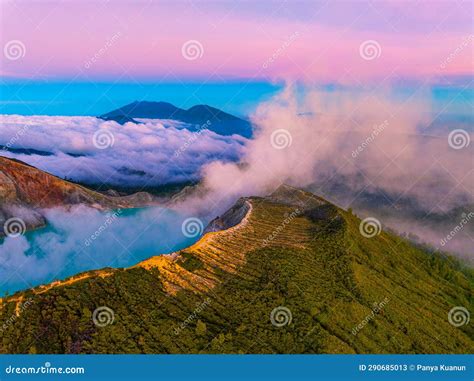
0;115;246;186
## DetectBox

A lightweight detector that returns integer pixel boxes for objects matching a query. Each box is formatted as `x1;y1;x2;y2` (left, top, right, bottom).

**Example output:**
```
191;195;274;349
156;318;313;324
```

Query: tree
195;320;207;336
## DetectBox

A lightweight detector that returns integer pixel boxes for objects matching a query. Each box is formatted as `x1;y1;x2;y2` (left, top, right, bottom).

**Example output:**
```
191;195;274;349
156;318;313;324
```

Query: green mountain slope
0;186;472;354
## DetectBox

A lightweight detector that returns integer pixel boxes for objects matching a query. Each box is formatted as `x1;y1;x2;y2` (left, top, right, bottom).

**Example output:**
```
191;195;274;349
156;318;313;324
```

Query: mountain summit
1;185;472;354
99;101;253;138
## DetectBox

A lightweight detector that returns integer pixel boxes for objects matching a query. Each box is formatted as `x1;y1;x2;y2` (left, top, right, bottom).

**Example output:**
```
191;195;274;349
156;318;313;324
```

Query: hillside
0;156;155;234
309;176;474;258
0;185;472;354
99;101;253;138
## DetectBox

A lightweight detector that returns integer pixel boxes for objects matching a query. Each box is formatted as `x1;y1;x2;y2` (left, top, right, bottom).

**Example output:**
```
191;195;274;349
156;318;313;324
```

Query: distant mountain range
99;101;253;138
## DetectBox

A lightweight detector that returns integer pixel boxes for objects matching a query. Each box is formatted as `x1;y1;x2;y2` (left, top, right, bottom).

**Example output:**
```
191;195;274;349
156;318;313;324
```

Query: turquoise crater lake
0;206;204;296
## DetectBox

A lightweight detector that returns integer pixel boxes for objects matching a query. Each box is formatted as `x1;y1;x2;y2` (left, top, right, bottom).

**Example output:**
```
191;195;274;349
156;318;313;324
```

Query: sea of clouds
0;86;472;290
0;115;246;186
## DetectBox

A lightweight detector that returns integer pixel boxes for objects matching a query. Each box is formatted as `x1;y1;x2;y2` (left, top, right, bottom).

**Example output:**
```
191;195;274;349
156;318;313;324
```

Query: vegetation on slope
0;187;472;354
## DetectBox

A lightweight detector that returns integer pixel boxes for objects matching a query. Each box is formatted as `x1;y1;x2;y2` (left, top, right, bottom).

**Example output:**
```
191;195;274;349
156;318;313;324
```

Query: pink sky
0;0;472;83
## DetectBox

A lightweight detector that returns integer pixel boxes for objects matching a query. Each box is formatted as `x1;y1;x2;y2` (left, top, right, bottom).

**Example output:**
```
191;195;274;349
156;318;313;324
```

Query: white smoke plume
180;85;473;259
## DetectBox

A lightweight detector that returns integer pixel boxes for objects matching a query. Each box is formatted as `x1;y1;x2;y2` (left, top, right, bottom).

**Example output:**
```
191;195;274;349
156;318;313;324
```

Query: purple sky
0;0;472;83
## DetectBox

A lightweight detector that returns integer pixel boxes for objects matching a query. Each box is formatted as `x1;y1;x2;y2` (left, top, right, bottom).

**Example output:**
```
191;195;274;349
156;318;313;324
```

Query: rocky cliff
0;156;155;235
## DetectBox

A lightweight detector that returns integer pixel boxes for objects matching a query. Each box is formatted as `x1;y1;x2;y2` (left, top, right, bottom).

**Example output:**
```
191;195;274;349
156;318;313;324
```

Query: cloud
179;85;473;258
0;115;245;186
185;85;471;206
1;86;472;262
0;205;201;295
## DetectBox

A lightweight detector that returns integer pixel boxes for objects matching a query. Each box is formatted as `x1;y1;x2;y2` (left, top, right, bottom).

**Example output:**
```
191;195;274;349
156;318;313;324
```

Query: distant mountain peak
99;101;253;138
100;114;139;125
